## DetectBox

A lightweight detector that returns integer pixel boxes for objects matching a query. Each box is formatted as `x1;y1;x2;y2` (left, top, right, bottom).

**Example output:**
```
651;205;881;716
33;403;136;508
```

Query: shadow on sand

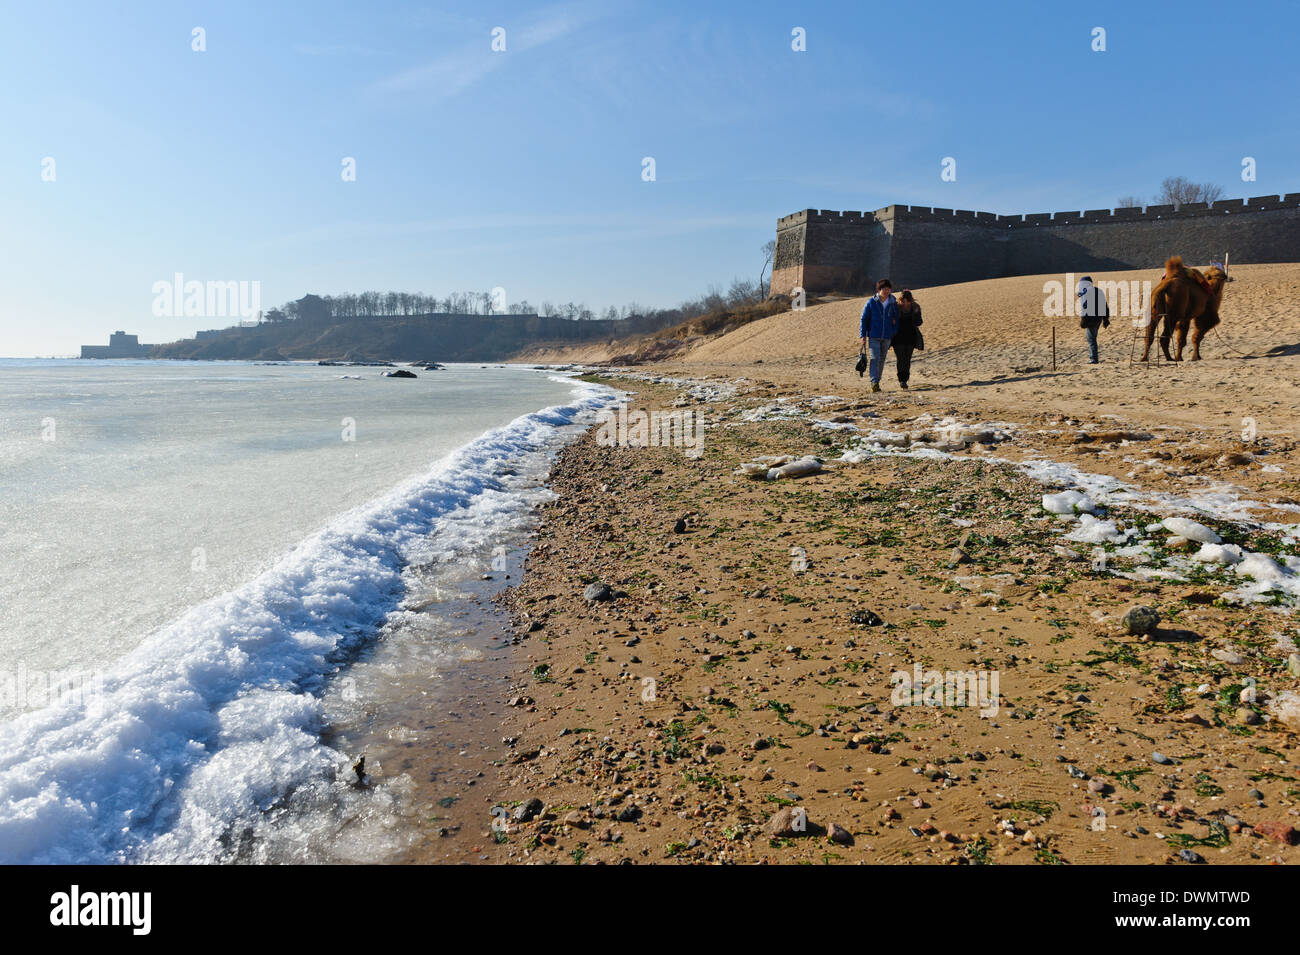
938;371;1075;389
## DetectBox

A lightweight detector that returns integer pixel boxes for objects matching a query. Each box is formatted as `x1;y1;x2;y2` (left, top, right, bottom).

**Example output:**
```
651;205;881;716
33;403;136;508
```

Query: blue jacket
860;294;899;339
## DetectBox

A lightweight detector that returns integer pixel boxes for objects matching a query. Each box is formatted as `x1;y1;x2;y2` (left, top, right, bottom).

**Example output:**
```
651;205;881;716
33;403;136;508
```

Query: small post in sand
1052;326;1056;370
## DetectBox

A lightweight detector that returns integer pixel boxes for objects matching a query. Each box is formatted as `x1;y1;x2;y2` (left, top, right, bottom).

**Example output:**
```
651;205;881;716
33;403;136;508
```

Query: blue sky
2;0;1298;355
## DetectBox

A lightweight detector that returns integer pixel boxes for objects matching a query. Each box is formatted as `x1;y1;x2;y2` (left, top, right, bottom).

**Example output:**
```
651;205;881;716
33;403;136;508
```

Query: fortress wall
775;194;1300;296
770;210;810;297
1002;201;1300;277
863;207;896;285
887;206;1008;289
799;210;874;292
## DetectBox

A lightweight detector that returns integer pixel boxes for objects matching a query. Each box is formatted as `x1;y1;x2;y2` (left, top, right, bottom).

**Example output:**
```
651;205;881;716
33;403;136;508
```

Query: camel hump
1161;255;1207;289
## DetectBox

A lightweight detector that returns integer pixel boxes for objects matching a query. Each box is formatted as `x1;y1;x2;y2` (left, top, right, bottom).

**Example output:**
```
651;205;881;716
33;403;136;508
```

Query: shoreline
0;368;616;864
426;370;1300;865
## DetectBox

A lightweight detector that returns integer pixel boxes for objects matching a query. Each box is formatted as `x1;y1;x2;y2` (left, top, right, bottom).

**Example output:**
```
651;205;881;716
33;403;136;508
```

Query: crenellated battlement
770;193;1300;295
883;194;1300;225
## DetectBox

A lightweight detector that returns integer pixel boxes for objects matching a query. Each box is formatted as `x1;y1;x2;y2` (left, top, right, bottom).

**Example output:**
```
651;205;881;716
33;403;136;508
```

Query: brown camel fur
1140;256;1229;361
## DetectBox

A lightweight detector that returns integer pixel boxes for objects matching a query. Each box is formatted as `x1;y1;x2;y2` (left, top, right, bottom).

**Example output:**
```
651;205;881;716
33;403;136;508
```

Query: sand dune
684;263;1300;368
645;263;1300;452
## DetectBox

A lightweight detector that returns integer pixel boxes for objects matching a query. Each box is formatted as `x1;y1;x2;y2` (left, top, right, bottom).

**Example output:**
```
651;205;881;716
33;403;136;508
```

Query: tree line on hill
261;274;769;328
153;269;776;362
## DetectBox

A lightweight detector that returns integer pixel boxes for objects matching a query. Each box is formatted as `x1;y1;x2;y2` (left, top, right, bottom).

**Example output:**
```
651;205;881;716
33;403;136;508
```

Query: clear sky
2;0;1298;356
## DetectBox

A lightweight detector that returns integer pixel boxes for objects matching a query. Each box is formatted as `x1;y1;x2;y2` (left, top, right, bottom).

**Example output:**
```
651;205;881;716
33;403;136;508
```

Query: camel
1140;256;1229;361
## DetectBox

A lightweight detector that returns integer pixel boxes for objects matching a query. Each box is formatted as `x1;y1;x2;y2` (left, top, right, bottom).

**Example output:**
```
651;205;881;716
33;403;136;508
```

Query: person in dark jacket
1077;276;1110;363
893;289;922;389
858;278;899;392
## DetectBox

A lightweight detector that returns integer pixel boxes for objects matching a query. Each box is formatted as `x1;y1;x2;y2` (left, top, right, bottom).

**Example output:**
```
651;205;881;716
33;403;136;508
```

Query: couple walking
858;279;922;392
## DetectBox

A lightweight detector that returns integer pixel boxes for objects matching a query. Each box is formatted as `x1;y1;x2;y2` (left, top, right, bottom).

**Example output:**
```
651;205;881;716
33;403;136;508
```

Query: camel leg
1174;321;1189;361
1159;317;1175;362
1191;315;1217;361
1141;315;1159;362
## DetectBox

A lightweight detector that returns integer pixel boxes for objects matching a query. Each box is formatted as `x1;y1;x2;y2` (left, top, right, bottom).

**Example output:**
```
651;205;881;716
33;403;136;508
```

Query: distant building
80;331;154;359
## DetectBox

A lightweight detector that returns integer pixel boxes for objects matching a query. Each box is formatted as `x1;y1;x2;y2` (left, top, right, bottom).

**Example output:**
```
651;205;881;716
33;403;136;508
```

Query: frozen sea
0;359;612;863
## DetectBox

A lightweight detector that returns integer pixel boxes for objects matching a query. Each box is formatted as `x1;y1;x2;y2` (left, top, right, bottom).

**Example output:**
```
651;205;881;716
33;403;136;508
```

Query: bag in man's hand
915;328;925;351
855;348;868;377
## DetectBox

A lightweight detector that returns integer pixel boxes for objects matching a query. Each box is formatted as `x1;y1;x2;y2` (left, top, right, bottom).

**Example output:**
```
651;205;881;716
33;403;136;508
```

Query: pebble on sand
766;806;808;837
513;798;544;822
1253;821;1298;845
583;582;613;603
1122;605;1161;635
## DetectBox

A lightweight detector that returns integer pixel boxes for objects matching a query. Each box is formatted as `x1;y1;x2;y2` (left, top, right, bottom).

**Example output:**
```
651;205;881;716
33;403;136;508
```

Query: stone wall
888;206;1008;289
772;194;1300;295
772;210;879;296
769;211;808;298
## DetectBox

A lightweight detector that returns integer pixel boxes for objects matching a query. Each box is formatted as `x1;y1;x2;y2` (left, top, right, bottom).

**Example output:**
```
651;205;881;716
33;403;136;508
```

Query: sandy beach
411;263;1300;864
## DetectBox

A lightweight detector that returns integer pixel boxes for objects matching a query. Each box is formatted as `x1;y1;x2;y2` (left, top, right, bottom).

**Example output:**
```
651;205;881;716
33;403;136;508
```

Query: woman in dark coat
893;289;923;389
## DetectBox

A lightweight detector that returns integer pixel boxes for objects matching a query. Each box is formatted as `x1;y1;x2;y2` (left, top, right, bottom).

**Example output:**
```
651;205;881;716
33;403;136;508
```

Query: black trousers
893;337;915;384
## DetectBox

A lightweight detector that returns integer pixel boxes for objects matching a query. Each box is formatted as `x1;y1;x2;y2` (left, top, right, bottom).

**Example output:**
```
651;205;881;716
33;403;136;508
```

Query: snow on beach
842;422;1300;606
623;379;1300;608
712;395;1300;609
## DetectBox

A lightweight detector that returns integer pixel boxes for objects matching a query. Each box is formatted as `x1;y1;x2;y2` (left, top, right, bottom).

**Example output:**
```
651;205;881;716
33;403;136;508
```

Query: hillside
513;294;793;364
151;311;682;362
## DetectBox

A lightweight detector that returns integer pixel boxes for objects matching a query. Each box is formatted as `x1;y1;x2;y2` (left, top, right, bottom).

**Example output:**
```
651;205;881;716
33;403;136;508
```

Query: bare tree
701;285;725;312
1157;177;1224;208
1117;196;1143;208
760;239;776;297
727;277;760;305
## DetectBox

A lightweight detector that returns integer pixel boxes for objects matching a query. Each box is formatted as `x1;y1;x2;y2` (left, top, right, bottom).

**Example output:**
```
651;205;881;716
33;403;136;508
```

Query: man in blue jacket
859;279;900;392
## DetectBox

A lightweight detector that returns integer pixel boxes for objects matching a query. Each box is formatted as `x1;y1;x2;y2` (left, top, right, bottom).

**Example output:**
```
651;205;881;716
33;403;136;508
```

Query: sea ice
1064;514;1123;544
1192;543;1244;565
1042;490;1097;515
1161;517;1221;544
